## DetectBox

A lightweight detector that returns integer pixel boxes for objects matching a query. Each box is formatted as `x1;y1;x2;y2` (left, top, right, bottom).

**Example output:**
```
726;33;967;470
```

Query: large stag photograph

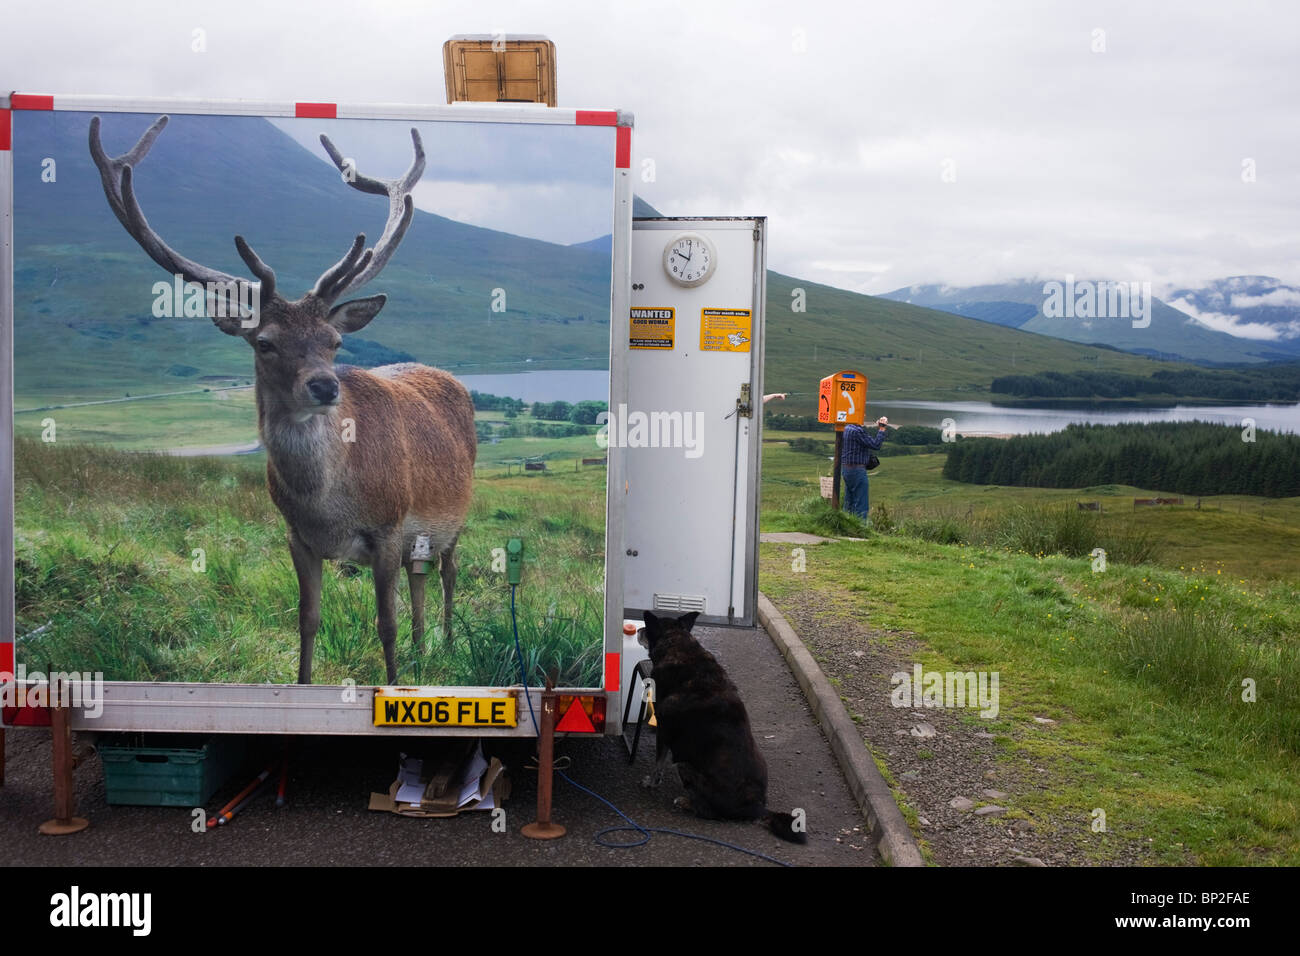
11;109;616;688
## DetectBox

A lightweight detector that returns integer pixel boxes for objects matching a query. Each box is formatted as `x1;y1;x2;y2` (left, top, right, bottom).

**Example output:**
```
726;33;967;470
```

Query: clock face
664;234;716;286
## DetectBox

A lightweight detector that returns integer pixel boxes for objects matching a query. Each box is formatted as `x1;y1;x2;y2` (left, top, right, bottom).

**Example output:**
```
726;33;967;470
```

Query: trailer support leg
521;689;565;840
39;678;89;835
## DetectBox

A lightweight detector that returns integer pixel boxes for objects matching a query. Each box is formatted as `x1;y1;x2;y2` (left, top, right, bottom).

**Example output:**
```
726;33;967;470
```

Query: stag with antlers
90;114;477;684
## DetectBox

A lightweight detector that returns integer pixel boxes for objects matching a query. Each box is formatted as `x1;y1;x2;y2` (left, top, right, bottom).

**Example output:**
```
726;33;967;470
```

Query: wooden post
831;428;844;511
39;676;89;835
521;688;565;840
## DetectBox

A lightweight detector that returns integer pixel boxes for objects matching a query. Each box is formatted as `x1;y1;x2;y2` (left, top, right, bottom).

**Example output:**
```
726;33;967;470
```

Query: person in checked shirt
840;416;889;520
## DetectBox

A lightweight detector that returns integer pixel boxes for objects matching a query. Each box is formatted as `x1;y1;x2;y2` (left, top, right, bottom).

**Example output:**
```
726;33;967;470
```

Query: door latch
736;383;752;418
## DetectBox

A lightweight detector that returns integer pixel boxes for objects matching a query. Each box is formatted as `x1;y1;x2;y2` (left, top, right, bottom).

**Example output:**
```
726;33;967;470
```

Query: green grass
761;435;1300;580
760;536;1300;864
14;436;605;687
758;431;1300;864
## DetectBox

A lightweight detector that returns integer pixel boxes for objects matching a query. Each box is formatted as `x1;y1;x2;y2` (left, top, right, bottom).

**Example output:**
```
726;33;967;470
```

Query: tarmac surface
2;623;876;867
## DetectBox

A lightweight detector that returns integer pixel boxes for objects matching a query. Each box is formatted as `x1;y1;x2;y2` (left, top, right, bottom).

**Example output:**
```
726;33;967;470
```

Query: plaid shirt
841;423;886;466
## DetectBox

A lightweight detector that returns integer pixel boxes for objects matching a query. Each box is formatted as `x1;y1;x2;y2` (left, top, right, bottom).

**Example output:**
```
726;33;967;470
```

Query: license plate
373;694;517;728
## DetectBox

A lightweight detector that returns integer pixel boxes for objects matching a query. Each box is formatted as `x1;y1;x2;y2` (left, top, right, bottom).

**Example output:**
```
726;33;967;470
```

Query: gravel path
766;586;1155;866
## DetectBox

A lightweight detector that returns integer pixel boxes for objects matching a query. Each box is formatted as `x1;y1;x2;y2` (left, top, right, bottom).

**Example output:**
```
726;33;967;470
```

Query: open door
622;217;766;625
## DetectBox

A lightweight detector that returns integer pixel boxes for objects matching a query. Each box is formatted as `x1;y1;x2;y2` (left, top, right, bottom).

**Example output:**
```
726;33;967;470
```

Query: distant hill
569;196;664;255
761;274;1174;412
883;281;1300;365
1164;276;1300;344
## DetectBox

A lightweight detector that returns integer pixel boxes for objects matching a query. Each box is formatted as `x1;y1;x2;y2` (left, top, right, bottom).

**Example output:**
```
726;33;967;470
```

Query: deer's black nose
307;377;339;404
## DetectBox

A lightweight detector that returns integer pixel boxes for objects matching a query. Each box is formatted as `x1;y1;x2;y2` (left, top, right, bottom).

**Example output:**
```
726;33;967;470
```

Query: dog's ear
678;611;700;632
641;611;659;647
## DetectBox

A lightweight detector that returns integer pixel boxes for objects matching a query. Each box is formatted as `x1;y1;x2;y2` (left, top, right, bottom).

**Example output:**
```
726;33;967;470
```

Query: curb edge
758;591;926;867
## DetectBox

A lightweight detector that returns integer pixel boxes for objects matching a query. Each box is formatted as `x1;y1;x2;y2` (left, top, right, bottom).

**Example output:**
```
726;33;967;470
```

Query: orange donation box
817;371;867;426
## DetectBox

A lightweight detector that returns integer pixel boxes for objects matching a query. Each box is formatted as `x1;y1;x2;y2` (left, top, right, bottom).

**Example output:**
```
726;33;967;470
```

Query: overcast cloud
3;0;1297;294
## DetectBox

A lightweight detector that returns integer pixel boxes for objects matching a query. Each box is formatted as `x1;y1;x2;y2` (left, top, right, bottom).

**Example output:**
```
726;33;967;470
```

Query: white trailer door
622;217;766;625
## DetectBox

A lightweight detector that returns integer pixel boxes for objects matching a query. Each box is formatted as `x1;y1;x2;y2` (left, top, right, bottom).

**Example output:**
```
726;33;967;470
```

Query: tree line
530;400;609;424
942;422;1300;497
470;391;526;414
991;362;1300;401
765;411;947;448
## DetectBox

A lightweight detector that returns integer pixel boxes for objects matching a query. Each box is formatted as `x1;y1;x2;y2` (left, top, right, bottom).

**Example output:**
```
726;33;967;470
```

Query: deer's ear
213;312;251;337
328;294;386;333
208;290;259;338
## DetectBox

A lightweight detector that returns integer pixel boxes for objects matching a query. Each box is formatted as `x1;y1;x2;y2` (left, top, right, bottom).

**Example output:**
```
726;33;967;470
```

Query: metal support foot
521;689;565;840
40;679;88;835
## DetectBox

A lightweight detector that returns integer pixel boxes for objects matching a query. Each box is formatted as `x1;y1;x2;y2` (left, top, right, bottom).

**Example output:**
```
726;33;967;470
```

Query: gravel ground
771;589;1156;867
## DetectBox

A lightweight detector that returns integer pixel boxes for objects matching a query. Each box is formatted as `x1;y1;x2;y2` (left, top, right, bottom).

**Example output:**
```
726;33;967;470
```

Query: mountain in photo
883;280;1300;365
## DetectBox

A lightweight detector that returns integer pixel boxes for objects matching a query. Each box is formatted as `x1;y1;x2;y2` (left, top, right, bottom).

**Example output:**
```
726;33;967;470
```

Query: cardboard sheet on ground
369;743;508;818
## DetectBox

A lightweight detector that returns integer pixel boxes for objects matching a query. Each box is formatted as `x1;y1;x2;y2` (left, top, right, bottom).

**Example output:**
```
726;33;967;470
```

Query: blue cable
510;584;539;734
508;583;791;867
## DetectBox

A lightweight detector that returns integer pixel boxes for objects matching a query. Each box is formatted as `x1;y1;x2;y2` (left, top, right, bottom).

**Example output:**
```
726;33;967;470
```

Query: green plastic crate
98;734;245;807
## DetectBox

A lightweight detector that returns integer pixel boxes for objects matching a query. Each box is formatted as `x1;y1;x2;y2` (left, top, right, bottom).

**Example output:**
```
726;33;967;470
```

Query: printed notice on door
700;308;752;352
630;307;675;349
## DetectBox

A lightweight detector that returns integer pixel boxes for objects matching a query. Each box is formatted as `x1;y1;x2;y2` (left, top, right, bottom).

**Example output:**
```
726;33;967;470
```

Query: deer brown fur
90;114;476;684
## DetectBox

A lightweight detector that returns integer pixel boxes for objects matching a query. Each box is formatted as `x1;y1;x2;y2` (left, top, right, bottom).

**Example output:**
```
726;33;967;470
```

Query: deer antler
312;128;425;304
89;115;276;320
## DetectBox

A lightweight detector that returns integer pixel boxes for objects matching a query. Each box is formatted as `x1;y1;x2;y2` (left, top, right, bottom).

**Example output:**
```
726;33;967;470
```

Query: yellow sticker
630;307;675;349
700;308;752;352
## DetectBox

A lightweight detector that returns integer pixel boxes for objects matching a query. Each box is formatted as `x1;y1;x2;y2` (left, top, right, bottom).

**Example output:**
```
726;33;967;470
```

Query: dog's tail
764;809;808;844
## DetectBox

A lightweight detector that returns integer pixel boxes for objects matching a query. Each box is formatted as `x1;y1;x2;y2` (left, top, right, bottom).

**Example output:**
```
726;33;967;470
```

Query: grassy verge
762;439;1300;580
758;435;1300;864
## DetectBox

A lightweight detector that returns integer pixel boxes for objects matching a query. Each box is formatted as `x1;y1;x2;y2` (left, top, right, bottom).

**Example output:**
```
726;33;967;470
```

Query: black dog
639;610;806;843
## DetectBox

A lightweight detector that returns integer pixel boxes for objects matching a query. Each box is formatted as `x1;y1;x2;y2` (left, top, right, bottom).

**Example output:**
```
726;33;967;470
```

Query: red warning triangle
555;698;596;733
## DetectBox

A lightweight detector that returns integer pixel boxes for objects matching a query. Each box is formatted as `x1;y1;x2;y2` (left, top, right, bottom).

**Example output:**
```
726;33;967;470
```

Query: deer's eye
256;338;276;354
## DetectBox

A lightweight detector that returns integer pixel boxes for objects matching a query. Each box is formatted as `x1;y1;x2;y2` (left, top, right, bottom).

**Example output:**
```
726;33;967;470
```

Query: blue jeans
842;466;870;520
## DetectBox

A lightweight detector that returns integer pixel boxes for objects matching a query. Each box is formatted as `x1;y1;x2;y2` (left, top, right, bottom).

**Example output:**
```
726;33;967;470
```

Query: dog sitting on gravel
638;609;806;843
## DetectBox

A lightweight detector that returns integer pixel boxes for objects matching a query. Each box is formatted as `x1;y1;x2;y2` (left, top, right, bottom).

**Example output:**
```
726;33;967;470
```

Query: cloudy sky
270;117;616;245
4;0;1298;296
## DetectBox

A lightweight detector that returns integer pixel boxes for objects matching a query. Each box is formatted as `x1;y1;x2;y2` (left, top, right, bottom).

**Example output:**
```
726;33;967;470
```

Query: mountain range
883;280;1300;365
1163;276;1300;344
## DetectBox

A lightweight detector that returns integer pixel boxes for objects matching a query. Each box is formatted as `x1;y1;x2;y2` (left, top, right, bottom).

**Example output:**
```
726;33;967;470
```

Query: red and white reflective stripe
0;642;20;727
5;94;631;163
575;110;617;126
615;126;631;169
11;93;54;110
295;102;336;119
5;94;632;127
